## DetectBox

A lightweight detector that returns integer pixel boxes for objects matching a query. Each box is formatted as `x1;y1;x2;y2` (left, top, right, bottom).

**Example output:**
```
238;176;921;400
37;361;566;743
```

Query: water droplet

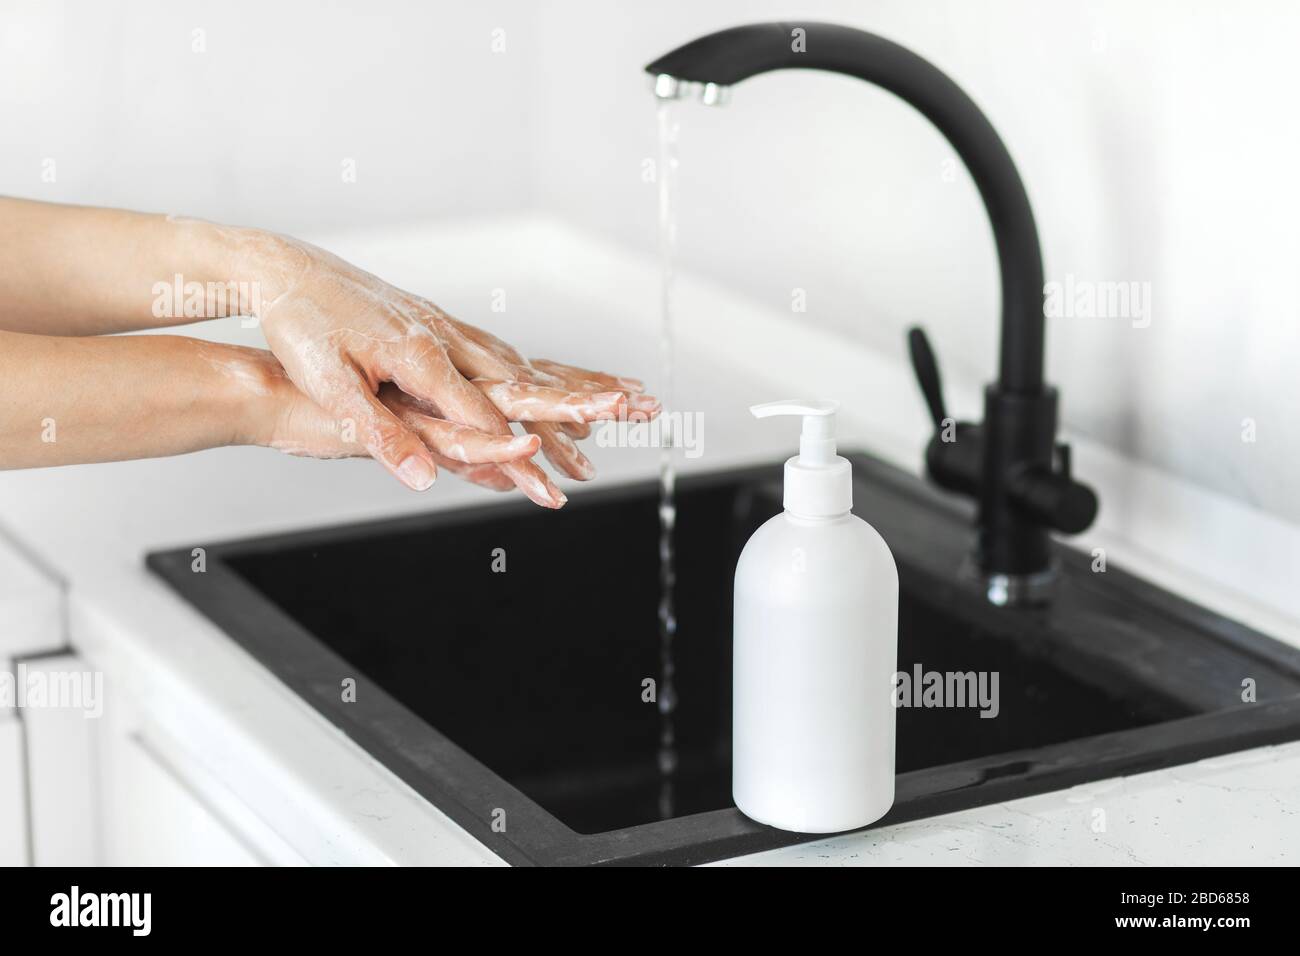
657;747;679;776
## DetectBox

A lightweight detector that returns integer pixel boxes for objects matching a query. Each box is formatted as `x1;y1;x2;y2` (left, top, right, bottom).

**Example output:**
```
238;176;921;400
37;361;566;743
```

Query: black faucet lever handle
907;326;948;430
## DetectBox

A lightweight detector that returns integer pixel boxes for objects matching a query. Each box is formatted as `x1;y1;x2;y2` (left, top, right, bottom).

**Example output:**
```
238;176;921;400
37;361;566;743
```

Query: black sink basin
147;454;1300;865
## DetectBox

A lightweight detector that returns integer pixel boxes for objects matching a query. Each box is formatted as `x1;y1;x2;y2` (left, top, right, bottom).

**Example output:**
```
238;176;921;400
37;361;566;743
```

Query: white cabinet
1;532;296;866
21;651;304;866
0;716;27;865
99;731;266;866
0;536;62;662
0;534;64;865
22;653;101;865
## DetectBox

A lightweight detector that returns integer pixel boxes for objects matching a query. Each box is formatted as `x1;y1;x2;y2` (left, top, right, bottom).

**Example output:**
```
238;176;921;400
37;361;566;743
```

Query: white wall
3;0;1298;524
0;0;540;232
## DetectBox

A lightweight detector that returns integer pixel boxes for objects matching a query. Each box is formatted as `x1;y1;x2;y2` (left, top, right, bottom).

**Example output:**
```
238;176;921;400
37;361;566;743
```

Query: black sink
147;454;1300;865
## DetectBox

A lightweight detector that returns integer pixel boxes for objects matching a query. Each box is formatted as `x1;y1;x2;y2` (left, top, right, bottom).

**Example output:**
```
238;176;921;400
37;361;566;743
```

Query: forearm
0;198;260;335
0;330;276;468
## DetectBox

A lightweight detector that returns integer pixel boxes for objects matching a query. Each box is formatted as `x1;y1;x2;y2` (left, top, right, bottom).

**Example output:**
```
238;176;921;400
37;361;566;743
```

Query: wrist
199;341;294;448
222;227;307;324
214;343;361;459
166;219;303;323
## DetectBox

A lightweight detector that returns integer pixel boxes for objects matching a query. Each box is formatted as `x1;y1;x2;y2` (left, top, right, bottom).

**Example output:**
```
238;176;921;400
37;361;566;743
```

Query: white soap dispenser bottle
732;400;898;833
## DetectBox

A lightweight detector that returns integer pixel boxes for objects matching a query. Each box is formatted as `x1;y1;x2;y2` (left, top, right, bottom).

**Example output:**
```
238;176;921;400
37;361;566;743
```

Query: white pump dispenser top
750;399;852;517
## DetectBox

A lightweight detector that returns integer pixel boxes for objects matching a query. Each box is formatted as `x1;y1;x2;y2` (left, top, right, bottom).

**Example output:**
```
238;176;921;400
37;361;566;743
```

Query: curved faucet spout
647;22;1097;603
646;21;1045;392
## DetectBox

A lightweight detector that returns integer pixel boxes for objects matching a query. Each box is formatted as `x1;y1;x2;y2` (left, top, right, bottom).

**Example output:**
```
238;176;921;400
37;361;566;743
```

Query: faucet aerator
697;82;730;106
651;73;731;106
650;73;681;99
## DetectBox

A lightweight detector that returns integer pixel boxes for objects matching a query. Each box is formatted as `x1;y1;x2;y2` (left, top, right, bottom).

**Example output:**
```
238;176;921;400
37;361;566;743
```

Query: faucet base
963;555;1060;608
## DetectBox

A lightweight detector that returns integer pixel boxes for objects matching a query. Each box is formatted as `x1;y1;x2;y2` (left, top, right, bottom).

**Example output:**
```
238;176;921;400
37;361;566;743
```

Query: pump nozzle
750;399;851;516
750;400;839;466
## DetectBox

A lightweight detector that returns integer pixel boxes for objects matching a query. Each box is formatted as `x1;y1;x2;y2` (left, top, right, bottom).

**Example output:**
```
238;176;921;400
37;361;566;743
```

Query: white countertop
2;215;1298;865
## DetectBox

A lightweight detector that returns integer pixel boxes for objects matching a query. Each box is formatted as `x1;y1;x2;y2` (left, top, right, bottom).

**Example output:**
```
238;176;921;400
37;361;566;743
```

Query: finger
331;369;438;491
560;422;591;440
442;315;530;368
473;379;627;423
386;330;566;507
526;422;595;481
442;332;516;381
441;326;569;391
624;391;662;418
499;457;568;508
431;314;547;383
431;454;516;492
384;389;540;463
561;379;661;417
387;329;514;435
532;359;645;393
404;414;541;464
527;362;660;418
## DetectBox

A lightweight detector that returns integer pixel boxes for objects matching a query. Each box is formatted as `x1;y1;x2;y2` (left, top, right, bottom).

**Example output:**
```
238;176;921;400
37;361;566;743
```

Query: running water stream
655;100;680;819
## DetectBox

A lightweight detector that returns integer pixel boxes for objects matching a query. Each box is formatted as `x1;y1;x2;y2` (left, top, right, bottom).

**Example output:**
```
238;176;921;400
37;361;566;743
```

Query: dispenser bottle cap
751;399;852;517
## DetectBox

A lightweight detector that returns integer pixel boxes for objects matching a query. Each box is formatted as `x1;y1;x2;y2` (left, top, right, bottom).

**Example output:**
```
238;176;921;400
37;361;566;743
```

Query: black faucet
646;21;1098;606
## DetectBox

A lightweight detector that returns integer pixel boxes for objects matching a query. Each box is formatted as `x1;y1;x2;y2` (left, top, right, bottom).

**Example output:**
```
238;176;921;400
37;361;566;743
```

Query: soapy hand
229;345;640;496
0;199;657;496
238;231;659;505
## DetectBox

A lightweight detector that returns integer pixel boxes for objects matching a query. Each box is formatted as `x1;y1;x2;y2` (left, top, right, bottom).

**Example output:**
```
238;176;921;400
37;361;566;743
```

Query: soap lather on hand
0;198;659;506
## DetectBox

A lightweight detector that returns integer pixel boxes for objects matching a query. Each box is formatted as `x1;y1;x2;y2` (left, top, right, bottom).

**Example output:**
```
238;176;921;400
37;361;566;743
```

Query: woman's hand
249;356;537;488
0;329;628;489
0;201;657;503
238;229;658;505
240;346;654;497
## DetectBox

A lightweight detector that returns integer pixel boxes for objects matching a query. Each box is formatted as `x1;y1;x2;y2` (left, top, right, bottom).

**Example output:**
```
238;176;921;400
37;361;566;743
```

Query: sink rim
145;454;1300;866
